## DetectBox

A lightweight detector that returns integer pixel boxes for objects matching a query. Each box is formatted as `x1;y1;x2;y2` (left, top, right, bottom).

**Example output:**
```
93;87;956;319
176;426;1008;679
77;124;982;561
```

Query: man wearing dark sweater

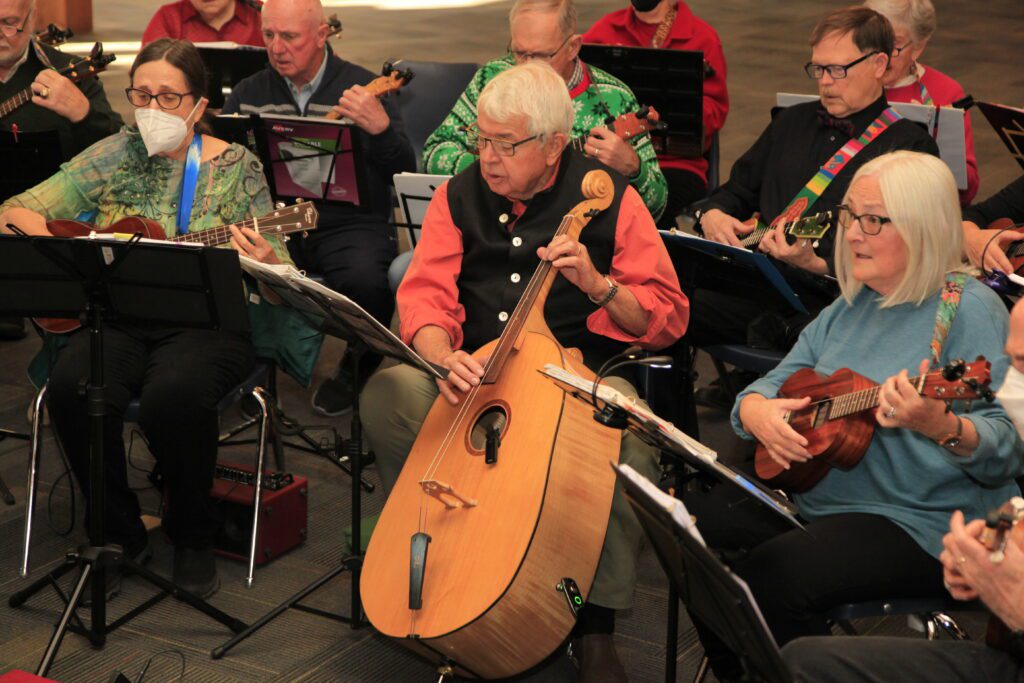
962;175;1024;273
0;0;122;339
223;0;415;414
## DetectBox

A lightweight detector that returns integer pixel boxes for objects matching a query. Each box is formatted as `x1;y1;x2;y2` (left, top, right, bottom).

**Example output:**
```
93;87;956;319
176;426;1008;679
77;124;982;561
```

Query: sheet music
616;463;705;545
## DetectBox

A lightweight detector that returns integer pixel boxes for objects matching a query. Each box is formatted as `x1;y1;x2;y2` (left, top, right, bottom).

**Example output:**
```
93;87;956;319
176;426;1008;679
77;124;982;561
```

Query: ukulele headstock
608;105;666;141
325;14;343;40
35;23;73;47
785;210;833;241
982;496;1024;563
923;356;994;402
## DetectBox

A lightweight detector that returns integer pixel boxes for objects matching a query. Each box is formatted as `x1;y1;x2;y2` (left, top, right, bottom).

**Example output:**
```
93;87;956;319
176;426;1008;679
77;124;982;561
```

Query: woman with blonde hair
688;151;1024;680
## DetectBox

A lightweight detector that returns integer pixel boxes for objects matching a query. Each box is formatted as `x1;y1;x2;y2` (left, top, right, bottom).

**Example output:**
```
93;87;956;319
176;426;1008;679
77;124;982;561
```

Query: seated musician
421;0;669;222
690;7;937;356
143;0;265;47
0;0;123;339
684;151;1024;680
865;0;979;205
962;175;1024;273
360;62;689;681
0;39;313;598
583;0;729;226
783;297;1024;682
223;0;415;417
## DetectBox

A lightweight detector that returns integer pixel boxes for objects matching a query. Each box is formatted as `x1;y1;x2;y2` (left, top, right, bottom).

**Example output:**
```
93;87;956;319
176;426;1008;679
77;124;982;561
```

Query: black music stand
614;463;793;683
196;44;269;109
212;258;445;659
0;234;249;676
580;44;705;158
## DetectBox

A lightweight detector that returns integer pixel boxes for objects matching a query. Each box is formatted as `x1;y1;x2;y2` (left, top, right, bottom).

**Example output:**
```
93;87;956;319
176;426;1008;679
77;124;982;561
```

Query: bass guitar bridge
419;479;478;509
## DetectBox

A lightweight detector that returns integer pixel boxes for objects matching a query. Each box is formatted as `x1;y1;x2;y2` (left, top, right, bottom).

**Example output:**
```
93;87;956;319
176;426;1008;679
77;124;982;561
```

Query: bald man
223;0;415;415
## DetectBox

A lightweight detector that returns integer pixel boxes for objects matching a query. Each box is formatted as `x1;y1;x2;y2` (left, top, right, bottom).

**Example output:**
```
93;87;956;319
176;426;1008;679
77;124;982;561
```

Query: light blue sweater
731;278;1024;557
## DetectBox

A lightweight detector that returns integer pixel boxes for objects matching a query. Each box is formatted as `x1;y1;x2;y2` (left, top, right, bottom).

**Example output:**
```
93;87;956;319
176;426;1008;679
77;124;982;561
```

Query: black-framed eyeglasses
893;41;913;57
804;51;880;80
125;88;194;110
837;204;892;235
461;125;540;157
0;9;31;38
507;34;571;63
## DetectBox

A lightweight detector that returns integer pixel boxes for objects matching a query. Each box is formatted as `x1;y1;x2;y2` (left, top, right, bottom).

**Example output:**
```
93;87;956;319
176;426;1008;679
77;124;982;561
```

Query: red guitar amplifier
210;462;308;565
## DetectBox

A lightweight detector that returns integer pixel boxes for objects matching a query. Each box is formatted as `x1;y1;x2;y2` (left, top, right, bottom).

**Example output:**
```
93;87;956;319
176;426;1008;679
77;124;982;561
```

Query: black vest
448;148;630;371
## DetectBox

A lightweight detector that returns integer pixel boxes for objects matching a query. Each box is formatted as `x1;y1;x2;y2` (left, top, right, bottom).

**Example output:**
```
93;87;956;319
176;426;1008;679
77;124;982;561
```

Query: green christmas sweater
421;55;667;221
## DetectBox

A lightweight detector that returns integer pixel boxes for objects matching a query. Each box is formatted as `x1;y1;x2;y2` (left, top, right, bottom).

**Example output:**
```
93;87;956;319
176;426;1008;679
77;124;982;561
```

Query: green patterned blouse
4;127;322;385
420;56;668;221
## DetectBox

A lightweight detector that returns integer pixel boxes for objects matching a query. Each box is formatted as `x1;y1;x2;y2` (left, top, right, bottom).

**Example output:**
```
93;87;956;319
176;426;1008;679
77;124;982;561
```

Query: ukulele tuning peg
942;359;966;381
275;201;286;209
382;61;394;75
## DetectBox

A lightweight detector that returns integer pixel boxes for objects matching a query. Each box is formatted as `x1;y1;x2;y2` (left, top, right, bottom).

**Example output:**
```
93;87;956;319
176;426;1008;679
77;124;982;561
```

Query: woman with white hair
864;0;979;204
686;151;1023;680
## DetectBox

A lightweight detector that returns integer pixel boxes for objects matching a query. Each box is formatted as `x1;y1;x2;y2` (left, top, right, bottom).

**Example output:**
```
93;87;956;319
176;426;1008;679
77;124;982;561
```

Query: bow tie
816;108;856;138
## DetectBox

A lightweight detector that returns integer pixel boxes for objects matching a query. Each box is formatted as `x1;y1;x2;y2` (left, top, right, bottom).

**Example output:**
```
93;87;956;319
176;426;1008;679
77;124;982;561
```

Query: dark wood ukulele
980;497;1024;653
323;63;414;121
754;357;994;492
35;201;319;334
0;43;114;121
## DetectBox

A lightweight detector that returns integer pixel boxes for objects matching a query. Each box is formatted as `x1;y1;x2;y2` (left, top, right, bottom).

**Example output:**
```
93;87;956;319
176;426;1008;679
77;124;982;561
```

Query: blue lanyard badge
176;133;203;235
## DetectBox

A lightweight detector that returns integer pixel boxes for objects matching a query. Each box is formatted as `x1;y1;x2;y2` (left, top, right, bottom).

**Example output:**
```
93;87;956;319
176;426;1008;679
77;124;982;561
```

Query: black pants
657;167;708;229
684;481;945;678
46;325;254;550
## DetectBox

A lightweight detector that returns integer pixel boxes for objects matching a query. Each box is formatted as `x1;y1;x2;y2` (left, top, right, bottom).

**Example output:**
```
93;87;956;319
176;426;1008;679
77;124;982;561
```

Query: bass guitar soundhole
466;402;510;455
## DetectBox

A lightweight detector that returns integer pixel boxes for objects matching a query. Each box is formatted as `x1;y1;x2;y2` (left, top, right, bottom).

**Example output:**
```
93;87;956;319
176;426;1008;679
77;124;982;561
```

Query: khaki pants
360;363;660;610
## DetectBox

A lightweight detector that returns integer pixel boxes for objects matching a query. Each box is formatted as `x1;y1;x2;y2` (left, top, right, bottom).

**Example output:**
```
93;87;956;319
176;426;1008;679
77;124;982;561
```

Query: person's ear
566;34;583;61
873;52;889;79
545;132;568;164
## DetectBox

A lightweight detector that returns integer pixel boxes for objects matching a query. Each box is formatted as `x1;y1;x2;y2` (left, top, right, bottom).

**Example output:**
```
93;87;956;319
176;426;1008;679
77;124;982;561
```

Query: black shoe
571;634;628;683
312;359;374;417
173;546;219;598
0;317;26;341
694;384;735;412
79;538;152;607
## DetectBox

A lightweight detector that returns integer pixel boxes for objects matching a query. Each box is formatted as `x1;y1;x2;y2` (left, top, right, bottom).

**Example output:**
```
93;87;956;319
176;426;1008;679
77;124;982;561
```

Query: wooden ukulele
34;23;73;47
35;201;319;334
755;357;994;492
986;218;1024;272
570;104;666;152
323;62;413;121
980;497;1024;653
0;43;114;121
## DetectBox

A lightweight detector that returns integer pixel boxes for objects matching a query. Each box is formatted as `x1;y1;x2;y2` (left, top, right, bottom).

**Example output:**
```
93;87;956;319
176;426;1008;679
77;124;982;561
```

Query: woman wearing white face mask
0;39;320;601
687;151;1024;680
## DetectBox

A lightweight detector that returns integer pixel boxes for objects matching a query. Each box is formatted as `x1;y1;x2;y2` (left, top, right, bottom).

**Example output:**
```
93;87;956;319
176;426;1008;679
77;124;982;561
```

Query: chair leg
21;385;47;578
693;654;709;683
245;386;273;589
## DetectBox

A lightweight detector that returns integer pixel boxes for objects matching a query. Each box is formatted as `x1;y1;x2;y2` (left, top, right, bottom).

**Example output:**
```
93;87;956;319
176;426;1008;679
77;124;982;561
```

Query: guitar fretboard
170;216;305;247
824;374;927;420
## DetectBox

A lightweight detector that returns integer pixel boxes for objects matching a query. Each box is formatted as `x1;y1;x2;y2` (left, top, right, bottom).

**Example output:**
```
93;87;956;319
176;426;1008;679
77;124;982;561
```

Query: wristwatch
939;415;964;449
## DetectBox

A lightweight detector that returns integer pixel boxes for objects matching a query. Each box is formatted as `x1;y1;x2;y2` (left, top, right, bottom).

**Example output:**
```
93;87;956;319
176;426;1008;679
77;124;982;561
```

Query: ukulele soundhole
812;400;831;430
467;402;510;455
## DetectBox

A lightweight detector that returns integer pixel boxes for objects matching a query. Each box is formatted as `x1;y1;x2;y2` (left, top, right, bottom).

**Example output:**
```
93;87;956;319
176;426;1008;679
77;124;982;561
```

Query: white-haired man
422;0;668;222
223;0;415;415
361;62;688;681
0;0;122;338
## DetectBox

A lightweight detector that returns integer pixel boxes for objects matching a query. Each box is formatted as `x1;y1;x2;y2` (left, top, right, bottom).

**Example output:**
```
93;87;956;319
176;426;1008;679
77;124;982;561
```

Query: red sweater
885;65;978;205
143;0;264;48
583;2;729;184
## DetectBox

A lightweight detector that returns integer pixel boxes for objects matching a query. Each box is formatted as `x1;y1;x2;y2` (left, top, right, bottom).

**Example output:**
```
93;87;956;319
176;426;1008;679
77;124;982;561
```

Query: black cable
980;224;1024;279
135;649;186;683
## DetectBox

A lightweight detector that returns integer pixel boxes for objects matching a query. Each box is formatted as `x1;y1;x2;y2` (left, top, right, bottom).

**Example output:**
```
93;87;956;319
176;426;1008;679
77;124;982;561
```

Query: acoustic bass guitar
754;357;994;492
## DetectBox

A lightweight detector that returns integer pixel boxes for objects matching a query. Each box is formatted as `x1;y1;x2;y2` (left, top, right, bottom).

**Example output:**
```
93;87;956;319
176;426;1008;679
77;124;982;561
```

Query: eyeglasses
804;51;880;80
125;88;194;110
893;42;912;57
507;34;571;63
837;204;892;235
462;125;540;157
0;9;31;38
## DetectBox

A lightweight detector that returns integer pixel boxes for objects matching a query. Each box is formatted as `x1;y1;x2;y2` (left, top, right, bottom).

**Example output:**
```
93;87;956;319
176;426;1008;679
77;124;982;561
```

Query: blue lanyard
177;133;202;235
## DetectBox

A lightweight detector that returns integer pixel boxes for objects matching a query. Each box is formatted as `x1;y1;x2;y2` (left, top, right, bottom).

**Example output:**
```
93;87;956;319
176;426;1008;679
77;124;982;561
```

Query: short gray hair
835;151;966;308
864;0;937;42
477;62;573;138
509;0;577;38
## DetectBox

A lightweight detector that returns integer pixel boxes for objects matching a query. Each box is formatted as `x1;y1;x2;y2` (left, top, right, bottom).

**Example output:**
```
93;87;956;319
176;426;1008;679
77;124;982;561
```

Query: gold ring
886;406;896;419
576;245;582;256
957;556;966;567
39;86;49;99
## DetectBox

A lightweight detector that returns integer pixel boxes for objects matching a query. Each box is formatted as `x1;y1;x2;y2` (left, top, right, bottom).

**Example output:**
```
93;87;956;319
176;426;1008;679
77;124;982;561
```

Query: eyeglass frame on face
893;41;913;57
125;88;195;110
461;124;542;157
0;8;31;38
507;34;572;63
804;50;881;80
836;204;892;236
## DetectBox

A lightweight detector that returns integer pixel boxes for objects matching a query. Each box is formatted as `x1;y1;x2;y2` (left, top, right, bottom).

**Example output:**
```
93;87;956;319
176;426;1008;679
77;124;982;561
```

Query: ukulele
0;43;114;121
980;497;1024;653
323;63;413;122
34;23;73;47
35;201;319;334
755;357;994;492
570;105;666;152
739;211;834;249
986;218;1024;272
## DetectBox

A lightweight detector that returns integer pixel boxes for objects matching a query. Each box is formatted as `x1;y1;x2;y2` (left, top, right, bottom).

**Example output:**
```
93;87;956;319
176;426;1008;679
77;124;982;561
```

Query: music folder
776;92;969;190
392;172;451;247
977;101;1024;172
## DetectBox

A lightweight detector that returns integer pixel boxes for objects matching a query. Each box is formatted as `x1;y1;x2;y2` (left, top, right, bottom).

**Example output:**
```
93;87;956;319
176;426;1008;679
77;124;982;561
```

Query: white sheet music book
393;172;451;238
616;463;706;545
776;92;968;190
539;363;719;464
